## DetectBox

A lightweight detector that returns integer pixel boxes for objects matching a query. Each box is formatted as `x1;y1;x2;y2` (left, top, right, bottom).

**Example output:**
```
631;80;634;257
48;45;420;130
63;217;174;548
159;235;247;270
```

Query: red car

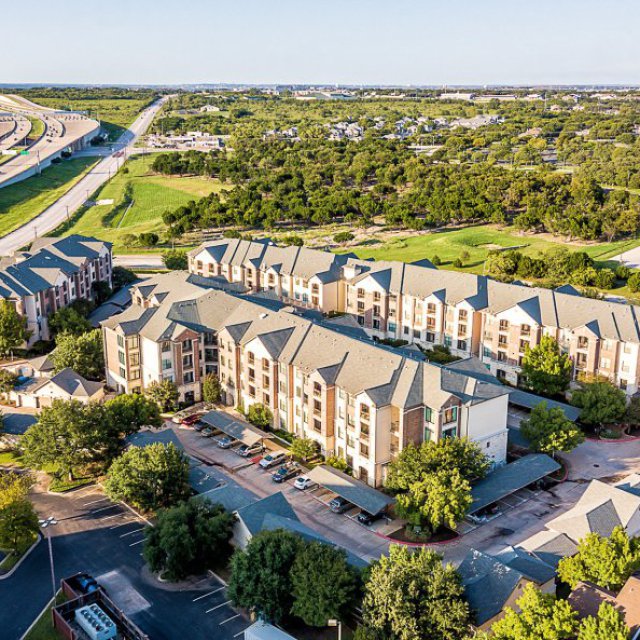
181;413;203;427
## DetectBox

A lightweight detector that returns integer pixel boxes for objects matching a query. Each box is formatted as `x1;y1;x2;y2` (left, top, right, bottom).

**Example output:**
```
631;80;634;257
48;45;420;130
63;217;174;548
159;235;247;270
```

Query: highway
0;97;167;256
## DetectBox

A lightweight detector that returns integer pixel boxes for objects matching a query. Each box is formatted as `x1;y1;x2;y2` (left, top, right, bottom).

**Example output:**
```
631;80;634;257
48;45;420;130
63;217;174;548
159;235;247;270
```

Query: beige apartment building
190;239;640;396
102;271;510;487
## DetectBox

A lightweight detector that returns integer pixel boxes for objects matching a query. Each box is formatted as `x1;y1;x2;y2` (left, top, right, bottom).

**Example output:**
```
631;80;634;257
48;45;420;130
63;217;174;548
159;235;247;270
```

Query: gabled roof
236;492;298;537
33;368;103;398
517;530;578;569
494;546;556;584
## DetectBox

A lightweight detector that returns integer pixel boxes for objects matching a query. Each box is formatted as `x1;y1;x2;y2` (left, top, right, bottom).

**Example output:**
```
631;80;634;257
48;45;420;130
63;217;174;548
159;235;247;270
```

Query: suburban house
0;234;112;345
101;272;512;487
458;547;556;630
189;238;640;395
11;367;105;409
569;575;640;639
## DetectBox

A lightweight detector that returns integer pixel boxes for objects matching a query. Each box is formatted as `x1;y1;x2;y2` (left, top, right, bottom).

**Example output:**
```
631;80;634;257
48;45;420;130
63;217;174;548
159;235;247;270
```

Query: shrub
138;232;159;247
431;255;442;266
333;231;355;244
246;403;273;429
628;272;640;292
615;264;631;280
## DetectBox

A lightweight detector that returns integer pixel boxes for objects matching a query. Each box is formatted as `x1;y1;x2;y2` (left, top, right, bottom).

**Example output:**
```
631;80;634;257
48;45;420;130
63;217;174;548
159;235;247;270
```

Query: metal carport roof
200;410;271;446
306;464;395;515
469;453;560;514
508;389;581;422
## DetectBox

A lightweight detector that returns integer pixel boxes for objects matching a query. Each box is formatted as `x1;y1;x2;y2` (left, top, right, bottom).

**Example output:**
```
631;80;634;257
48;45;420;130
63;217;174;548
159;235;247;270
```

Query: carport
200;410;271;446
306;465;395;515
508;390;581;422
469;453;560;514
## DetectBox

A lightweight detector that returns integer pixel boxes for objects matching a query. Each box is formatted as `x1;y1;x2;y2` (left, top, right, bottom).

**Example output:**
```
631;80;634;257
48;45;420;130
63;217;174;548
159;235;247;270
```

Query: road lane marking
220;614;241;625
206;600;231;613
192;587;225;601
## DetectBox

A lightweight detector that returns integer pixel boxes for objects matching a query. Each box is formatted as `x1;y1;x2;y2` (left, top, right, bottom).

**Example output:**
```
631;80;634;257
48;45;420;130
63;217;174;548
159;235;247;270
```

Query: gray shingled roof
236;492;298;536
470;454;560;514
494;546;556;584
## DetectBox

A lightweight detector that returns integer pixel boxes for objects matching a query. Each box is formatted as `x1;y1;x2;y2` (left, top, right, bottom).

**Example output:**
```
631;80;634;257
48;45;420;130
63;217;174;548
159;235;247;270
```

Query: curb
0;534;41;580
585;434;640;443
19;592;57;640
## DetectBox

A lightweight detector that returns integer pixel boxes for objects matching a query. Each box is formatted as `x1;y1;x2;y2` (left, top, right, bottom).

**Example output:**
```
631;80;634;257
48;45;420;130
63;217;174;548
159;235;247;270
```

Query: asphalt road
0;483;249;639
0;97;168;257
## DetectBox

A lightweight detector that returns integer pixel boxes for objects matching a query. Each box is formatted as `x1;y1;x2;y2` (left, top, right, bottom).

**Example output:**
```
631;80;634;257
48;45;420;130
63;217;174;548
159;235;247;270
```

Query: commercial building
189;239;640;396
102;271;510;487
0;235;112;344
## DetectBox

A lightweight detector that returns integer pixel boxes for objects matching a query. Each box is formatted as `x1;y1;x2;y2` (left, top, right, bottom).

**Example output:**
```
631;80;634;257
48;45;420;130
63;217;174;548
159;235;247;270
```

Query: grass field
26;116;45;140
0;157;97;238
334;225;638;273
23;97;151;140
23;592;67;640
60;154;228;251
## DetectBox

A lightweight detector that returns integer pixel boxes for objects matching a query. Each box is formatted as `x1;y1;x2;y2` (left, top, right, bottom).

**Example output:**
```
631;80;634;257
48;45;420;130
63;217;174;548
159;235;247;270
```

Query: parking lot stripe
101;513;121;521
192;586;224;601
120;527;145;538
83;497;108;506
129;538;145;547
233;630;248;638
109;520;136;530
91;504;119;514
220;614;241;625
206;600;231;613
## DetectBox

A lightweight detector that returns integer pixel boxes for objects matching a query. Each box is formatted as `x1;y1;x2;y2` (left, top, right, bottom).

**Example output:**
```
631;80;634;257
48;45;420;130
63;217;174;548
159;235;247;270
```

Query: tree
571;381;626;426
162;249;188;270
246;403;273;429
146;380;180;412
112;266;137;290
0;300;30;357
557;526;640;591
386;438;489;492
520;336;572;397
143;498;235;581
360;545;470;640
489;583;577;640
49;306;92;336
228;529;304;624
577;602;628;640
628;272;640;293
52;330;104;380
104;393;162;436
0;498;39;552
520;402;584;457
290;437;317;461
21;400;115;480
290;541;357;627
104;443;190;511
325;456;349;472
0;369;17;396
201;374;221;404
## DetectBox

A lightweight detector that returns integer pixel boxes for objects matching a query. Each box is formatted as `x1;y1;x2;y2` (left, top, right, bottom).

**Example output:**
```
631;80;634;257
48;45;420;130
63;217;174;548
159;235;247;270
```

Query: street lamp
328;619;342;640
40;516;58;600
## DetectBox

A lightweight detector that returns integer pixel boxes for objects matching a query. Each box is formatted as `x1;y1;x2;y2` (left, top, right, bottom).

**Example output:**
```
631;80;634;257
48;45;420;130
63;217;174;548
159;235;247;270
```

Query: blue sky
4;0;639;85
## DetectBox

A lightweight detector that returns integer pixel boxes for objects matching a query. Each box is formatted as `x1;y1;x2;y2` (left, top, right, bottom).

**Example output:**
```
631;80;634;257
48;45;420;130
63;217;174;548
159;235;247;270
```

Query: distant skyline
4;0;639;86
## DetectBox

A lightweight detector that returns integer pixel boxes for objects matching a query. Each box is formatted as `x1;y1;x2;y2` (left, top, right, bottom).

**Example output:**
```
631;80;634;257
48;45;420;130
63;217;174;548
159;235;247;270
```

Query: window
620;379;628;391
313;419;322;433
360;443;369;458
357;316;365;326
313;382;322;396
444;335;452;347
496;369;507;380
458;324;467;337
248;385;256;398
263;375;270;387
373;291;381;302
458;309;467;321
426;332;435;343
499;320;509;332
427;317;437;329
443;406;458;424
263;393;270;405
248;352;255;364
427;303;436;314
357;288;364;298
182;339;193;353
424;406;433;423
521;324;531;336
373;305;381;317
117;334;124;348
497;350;507;362
129;353;140;366
357;301;365;312
578;336;589;349
129;368;140;381
442;426;457;439
162;358;172;370
262;358;269;371
600;357;611;369
413;329;421;339
483;346;491;358
457;339;467;351
403;326;410;335
119;366;126;378
183;371;194;384
182;354;193;369
519;340;529;353
373;319;380;330
313;399;322;415
498;334;508;346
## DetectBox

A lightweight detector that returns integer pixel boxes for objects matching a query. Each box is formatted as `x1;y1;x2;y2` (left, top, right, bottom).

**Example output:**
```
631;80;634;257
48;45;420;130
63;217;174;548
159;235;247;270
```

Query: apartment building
0;234;112;345
102;271;510;487
190;239;640;395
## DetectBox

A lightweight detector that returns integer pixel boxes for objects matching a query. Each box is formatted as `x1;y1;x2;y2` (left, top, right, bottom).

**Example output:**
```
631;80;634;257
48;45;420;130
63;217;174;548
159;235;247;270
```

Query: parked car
181;413;203;427
201;426;217;437
76;574;99;594
272;462;301;483
259;451;287;469
329;496;352;514
235;443;264;457
294;476;317;491
194;421;207;432
216;436;237;449
357;510;385;526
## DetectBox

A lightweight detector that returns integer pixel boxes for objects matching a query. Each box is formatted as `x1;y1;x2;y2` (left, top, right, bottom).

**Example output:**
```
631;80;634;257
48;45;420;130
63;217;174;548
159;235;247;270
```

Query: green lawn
27;116;45;140
23;592;67;640
335;225;639;273
61;154;228;252
0;157;98;238
0;449;24;467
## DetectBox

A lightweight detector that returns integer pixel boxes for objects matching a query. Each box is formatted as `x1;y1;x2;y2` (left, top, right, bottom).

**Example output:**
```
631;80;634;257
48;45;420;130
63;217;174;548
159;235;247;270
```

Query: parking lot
1;481;252;639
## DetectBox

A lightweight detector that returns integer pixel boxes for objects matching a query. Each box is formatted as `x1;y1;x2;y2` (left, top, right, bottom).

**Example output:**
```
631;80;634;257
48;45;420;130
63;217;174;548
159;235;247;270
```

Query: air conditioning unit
74;604;116;640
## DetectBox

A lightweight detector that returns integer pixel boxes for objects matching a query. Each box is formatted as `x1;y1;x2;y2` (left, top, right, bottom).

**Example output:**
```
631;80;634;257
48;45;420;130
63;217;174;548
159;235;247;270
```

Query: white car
294;476;316;491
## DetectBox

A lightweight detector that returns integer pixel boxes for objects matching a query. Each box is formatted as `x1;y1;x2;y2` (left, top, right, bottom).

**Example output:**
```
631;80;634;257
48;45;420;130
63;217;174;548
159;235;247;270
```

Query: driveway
1;482;250;639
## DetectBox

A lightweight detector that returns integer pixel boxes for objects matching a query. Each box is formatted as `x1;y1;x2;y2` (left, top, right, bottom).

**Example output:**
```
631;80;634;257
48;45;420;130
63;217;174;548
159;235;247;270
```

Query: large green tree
146;380;180;412
246;403;273;429
0;300;30;357
143;498;235;580
557;526;640;591
201;374;222;404
395;469;471;532
21;400;115;480
520;336;572;397
104;443;191;511
360;545;470;640
571;381;626;426
228;529;304;624
520;402;584;457
290;437;318;462
489;583;577;640
52;330;105;380
290;541;357;627
0;498;39;552
104;394;162;435
577;602;629;640
48;306;92;336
